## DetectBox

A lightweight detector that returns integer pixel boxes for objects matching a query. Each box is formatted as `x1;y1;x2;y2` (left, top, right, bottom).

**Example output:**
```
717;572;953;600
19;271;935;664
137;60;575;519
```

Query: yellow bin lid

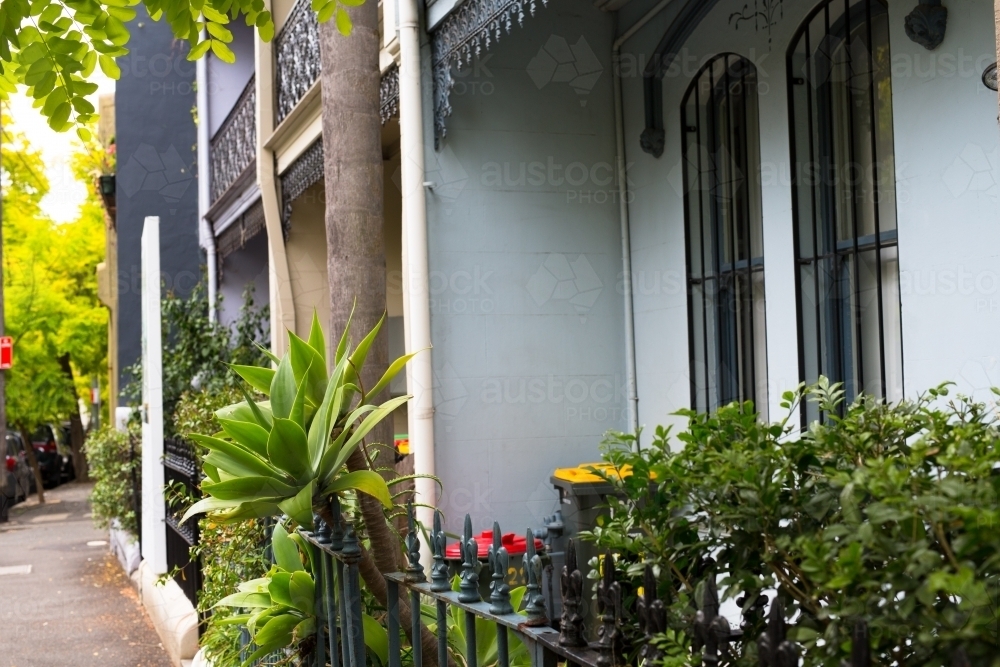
552;463;632;484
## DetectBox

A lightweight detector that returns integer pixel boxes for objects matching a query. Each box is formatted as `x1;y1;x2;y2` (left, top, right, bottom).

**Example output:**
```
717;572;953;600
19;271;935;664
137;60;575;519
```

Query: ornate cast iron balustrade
431;0;549;148
381;64;399;125
275;0;321;124
210;76;257;203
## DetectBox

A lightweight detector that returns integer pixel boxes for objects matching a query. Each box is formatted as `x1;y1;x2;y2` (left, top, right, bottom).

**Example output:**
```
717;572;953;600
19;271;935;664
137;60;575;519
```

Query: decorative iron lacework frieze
279;139;325;238
217;198;266;261
210;76;256;202
275;0;321;124
381;64;399;124
431;0;549;148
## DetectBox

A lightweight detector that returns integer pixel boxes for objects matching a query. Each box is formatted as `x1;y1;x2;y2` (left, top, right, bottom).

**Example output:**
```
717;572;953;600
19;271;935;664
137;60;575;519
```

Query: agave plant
217;524;389;666
182;311;417;528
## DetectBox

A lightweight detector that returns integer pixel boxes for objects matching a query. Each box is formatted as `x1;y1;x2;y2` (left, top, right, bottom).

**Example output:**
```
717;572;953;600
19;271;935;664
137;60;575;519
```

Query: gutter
612;0;674;439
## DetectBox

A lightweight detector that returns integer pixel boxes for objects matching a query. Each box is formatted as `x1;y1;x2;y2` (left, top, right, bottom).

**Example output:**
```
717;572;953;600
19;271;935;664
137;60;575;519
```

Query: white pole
141;216;167;574
398;0;436;532
196;47;218;322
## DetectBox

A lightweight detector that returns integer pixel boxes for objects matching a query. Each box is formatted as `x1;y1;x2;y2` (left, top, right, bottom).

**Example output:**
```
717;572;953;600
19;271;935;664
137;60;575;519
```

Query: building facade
199;0;1000;537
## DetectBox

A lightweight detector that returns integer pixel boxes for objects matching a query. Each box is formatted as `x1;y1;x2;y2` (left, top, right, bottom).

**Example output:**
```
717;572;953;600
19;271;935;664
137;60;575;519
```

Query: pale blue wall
423;0;626;535
620;0;1000;435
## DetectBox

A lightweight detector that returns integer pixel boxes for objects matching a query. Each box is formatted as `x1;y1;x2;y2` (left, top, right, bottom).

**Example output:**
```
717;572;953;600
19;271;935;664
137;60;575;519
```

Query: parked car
3;432;33;505
57;424;76;483
29;425;62;488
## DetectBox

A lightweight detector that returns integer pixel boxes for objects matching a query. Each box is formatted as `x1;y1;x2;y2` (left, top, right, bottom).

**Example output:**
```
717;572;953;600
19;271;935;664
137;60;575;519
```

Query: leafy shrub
86;425;140;534
123;281;269;435
585;380;1000;667
173;387;271;666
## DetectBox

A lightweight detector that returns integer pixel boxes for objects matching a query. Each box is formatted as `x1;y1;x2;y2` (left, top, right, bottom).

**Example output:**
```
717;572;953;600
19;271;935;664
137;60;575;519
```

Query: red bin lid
444;531;544;559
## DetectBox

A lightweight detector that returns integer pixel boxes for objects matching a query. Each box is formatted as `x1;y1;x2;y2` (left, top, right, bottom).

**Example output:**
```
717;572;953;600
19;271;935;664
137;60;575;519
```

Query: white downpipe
398;0;436;531
196;52;218;322
613;0;673;438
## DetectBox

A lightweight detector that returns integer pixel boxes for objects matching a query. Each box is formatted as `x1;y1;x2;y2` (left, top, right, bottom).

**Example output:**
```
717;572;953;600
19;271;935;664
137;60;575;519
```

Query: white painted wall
621;0;1000;437
422;0;625;535
886;0;1000;401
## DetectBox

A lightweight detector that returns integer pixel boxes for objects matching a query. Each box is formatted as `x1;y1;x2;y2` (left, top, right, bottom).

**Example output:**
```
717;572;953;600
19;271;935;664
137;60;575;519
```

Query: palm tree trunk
317;5;443;665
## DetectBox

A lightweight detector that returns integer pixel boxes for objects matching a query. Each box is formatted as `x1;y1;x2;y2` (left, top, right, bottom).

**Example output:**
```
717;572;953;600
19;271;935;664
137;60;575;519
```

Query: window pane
789;0;902;414
683;55;768;414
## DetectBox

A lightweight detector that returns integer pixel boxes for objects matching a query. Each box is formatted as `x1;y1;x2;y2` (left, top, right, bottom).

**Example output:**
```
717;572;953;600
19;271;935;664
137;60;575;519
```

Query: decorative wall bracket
904;0;947;51
431;0;549;149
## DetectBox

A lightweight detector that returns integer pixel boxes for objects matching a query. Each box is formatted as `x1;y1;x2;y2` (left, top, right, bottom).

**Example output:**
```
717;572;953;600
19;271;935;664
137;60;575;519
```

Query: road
0;482;172;667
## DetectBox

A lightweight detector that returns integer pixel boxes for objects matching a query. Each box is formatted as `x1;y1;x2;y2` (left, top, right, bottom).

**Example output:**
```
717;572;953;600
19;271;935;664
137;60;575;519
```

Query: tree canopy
2;114;107;433
0;0;363;137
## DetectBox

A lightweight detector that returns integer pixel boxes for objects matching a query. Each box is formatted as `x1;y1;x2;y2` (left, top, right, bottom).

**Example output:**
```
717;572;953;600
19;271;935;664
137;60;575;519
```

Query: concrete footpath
0;482;172;667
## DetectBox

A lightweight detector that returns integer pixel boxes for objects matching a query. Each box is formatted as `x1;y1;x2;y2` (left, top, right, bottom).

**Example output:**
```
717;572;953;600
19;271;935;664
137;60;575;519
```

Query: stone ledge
134;560;200;667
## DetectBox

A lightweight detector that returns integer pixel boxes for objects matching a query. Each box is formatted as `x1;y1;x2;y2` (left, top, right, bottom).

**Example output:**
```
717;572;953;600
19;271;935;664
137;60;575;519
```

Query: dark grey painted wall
115;8;201;404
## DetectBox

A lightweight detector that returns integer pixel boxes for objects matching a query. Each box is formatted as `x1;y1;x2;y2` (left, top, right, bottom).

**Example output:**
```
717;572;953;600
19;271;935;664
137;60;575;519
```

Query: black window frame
681;53;769;417
787;0;904;423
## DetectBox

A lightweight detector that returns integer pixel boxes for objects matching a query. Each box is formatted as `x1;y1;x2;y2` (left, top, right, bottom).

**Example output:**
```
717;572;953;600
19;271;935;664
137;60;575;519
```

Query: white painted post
141;216;167;574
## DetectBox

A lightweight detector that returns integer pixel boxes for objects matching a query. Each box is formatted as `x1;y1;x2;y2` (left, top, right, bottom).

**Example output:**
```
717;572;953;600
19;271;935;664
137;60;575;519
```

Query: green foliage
0;0;366;134
421;577;531;667
215;522;388;666
123;281;269;435
3;114;108;434
182;310;414;529
85;425;140;533
197;517;270;666
585;380;1000;667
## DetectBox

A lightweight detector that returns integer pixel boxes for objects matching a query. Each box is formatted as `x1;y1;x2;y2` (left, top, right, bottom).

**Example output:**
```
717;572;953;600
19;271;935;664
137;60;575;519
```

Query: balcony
275;0;321;125
210;76;257;203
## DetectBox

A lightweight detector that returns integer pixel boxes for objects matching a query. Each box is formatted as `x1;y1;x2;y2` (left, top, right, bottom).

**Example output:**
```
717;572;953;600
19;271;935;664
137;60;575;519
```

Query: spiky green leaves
185;311;416;529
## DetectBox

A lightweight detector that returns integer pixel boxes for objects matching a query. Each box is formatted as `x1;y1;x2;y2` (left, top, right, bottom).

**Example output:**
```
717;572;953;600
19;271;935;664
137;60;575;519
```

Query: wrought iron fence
164;436;202;607
236;500;977;667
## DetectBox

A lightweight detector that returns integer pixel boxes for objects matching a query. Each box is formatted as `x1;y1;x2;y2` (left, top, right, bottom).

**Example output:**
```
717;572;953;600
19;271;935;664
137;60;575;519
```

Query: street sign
0;337;12;370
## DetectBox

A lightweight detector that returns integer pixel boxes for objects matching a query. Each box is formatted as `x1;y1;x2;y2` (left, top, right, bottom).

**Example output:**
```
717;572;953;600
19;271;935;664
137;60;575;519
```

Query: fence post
313;515;328;667
850;620;869;667
459;514;481;603
342;523;367;667
430;510;450;592
694;576;730;667
523;529;547;627
459;514;480;667
558;538;586;647
757;598;798;667
430;510;449;667
638;566;666;667
405;504;425;667
594;551;621;667
489;522;513;615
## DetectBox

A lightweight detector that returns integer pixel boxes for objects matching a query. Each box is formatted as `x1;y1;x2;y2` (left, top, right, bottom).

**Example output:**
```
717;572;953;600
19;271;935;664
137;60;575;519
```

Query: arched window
681;54;768;416
788;0;902;422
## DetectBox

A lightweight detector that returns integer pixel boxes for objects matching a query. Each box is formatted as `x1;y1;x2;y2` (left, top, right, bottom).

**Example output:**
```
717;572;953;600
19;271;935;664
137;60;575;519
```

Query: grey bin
546;471;622;636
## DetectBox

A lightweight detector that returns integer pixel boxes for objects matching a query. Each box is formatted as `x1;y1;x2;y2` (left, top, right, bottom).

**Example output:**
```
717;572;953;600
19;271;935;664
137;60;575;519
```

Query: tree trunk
58;353;89;480
318;5;444;665
19;426;44;504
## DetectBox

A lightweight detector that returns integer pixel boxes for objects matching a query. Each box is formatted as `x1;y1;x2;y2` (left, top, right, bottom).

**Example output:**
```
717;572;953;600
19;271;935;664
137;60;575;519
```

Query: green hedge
85;426;141;535
586;380;1000;667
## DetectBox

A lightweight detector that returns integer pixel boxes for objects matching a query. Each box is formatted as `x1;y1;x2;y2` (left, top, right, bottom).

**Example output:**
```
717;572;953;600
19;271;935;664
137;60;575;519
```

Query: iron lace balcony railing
210;75;257;203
